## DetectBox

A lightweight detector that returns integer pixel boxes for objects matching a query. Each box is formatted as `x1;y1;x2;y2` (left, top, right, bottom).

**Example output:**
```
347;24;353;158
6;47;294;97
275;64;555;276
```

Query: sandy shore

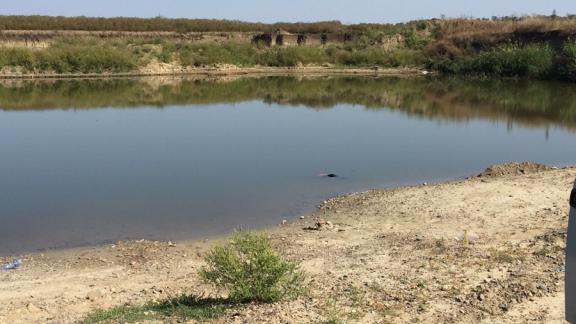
0;66;425;80
0;163;573;323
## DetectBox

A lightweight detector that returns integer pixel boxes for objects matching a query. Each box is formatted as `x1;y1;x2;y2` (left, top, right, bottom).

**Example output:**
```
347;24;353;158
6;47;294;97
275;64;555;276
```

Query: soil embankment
0;163;573;323
0;65;424;79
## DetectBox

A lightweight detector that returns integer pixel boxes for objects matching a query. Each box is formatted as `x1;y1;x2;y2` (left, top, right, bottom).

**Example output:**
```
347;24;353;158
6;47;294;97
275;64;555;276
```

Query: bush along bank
1;34;576;82
0;38;426;75
0;41;137;74
426;40;576;81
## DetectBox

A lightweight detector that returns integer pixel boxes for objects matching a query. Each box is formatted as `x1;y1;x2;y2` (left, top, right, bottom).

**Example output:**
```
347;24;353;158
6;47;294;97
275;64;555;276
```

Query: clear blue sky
3;0;576;24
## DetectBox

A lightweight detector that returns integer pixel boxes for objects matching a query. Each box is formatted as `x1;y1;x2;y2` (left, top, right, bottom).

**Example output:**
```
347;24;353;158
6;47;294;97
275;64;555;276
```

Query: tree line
0;15;353;33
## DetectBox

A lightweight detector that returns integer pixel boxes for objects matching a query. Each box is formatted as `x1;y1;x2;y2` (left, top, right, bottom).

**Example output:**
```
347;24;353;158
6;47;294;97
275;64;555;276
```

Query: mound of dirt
478;162;552;178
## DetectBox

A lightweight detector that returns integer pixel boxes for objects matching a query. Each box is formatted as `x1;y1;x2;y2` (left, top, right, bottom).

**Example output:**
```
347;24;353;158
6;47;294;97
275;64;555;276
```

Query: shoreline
1;163;574;323
0;66;426;80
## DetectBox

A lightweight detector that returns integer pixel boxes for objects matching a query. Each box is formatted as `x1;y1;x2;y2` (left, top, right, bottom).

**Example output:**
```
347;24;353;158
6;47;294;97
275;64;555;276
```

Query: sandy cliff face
0;29;407;50
0;30;257;48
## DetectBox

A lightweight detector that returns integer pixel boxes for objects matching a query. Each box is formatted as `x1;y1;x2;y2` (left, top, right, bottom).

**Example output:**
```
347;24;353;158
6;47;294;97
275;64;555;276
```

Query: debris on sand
303;218;334;231
1;259;22;272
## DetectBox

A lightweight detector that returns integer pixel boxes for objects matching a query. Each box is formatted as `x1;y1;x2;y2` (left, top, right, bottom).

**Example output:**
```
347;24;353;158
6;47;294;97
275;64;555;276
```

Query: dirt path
0;163;573;323
0;66;424;80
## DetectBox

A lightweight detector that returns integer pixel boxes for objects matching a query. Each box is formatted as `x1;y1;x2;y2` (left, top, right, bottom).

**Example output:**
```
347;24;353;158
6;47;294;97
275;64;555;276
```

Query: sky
2;0;576;24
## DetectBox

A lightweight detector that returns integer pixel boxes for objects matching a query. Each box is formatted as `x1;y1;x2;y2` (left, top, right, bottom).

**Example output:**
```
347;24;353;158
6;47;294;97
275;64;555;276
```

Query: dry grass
430;16;576;52
437;16;576;38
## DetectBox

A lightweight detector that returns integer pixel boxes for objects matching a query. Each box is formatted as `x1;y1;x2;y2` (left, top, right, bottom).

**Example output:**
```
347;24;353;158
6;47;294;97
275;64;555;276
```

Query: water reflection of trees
1;76;575;130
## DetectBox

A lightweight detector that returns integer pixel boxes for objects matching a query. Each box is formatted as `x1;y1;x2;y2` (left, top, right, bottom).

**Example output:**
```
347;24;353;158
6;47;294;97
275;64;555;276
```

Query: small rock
26;303;42;313
86;289;106;301
316;219;327;226
456;231;480;243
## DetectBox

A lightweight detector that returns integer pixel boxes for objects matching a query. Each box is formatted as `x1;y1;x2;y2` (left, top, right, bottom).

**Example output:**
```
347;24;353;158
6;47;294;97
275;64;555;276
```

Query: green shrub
0;48;35;71
475;43;554;77
156;45;175;63
0;42;137;73
403;30;428;50
199;232;303;303
47;45;137;73
257;48;300;67
380;49;426;67
428;43;555;78
176;42;258;67
561;40;576;80
173;41;421;68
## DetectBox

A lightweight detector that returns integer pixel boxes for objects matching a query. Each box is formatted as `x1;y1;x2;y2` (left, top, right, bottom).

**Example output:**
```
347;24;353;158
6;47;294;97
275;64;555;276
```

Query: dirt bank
0;65;425;80
0;163;573;323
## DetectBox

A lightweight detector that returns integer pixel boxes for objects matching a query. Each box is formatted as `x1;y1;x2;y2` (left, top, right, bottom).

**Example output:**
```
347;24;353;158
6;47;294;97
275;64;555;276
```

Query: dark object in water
318;173;338;178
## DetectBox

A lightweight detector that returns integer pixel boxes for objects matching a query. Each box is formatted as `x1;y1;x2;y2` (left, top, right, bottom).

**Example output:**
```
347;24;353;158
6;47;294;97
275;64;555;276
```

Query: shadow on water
1;75;576;131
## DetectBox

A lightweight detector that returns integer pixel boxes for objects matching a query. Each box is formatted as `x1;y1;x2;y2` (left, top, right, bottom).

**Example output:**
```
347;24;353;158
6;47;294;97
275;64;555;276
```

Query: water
1;76;576;255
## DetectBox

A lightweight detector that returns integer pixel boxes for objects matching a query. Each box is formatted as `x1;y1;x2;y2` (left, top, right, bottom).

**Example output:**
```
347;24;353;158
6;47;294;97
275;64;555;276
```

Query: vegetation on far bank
0;37;426;74
1;15;576;80
0;40;137;74
427;42;576;80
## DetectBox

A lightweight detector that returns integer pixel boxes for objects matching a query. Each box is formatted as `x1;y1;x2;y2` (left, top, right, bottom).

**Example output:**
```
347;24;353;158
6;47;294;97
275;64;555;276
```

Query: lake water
1;76;576;255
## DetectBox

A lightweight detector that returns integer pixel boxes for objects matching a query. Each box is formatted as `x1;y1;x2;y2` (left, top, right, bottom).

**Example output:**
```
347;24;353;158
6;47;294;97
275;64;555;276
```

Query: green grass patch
171;41;424;68
82;295;232;323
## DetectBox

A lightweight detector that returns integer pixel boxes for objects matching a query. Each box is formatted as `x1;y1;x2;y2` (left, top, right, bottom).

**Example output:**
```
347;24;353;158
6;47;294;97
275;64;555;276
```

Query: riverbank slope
0;163;573;323
0;65;424;79
2;15;576;80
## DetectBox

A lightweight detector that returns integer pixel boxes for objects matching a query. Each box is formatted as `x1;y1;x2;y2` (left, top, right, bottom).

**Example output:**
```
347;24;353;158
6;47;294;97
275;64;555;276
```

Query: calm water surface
1;76;576;254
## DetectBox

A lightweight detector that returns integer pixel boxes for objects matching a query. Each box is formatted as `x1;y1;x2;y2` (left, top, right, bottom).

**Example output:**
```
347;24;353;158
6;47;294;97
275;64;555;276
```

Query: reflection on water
0;76;575;254
2;76;576;131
